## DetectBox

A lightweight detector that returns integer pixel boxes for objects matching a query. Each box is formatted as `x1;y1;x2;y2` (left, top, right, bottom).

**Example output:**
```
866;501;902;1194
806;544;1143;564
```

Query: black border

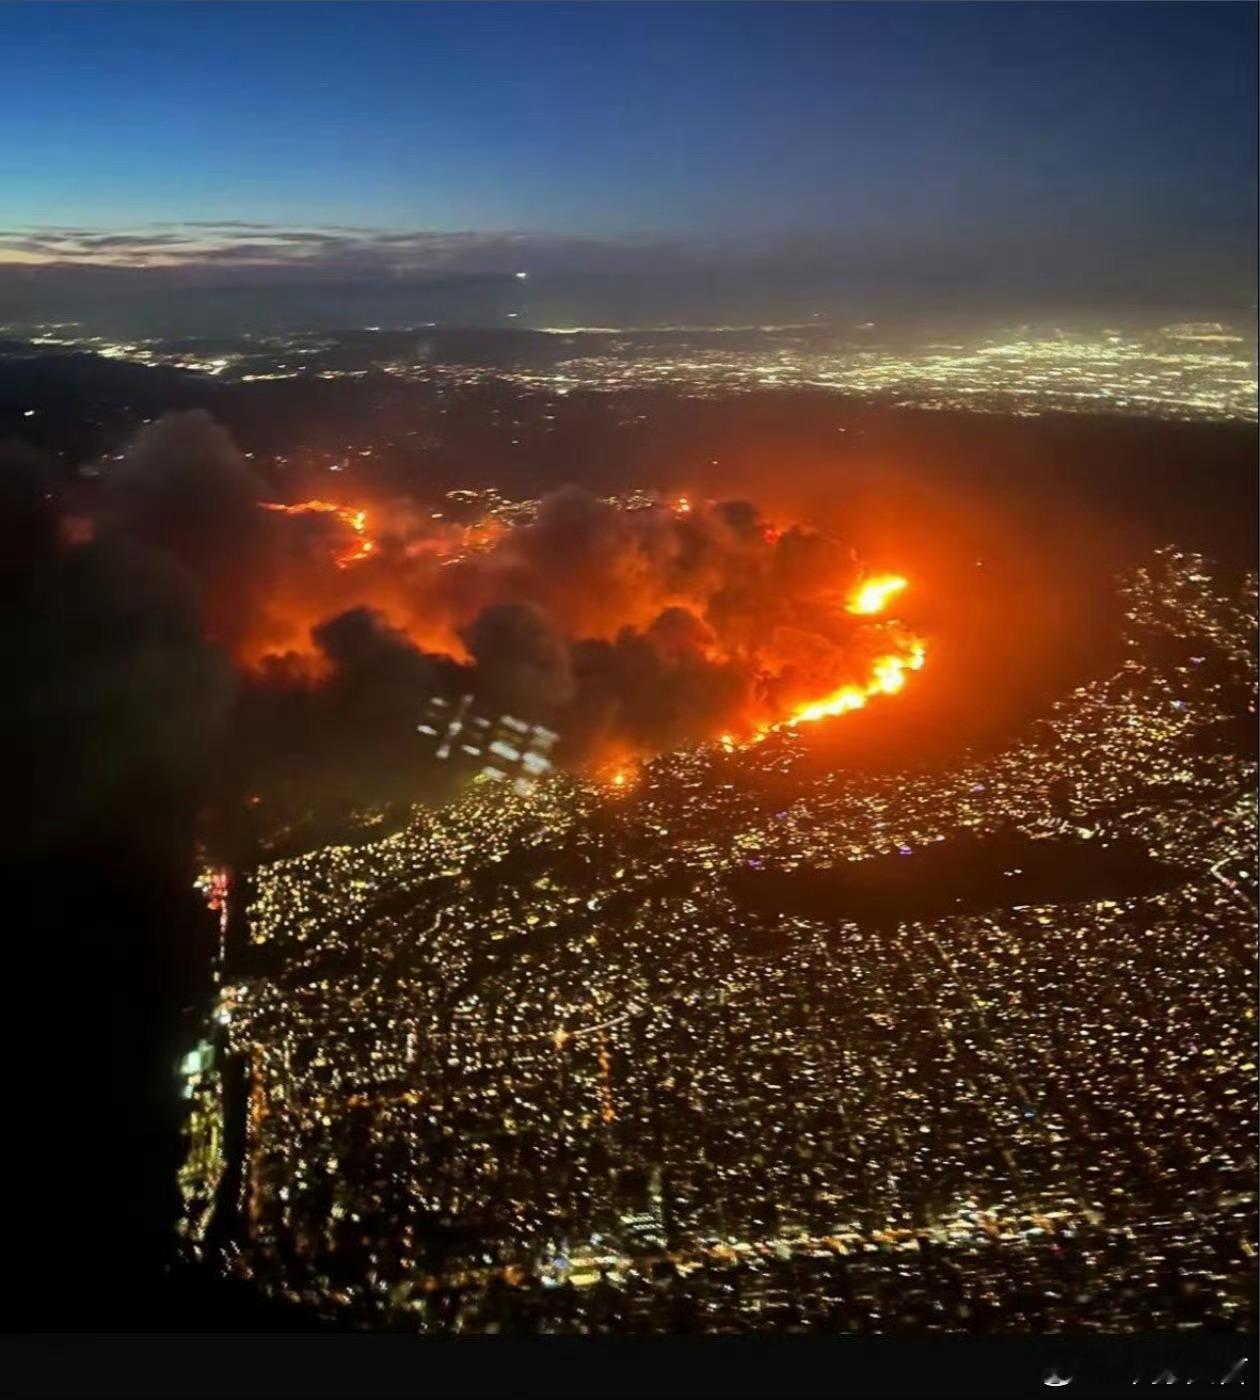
1;1331;1255;1398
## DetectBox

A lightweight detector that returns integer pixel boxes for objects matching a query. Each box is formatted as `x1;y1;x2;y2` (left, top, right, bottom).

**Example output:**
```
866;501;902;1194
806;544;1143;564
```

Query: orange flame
600;758;641;790
847;574;908;615
785;639;925;728
260;500;375;568
776;578;924;732
252;492;925;758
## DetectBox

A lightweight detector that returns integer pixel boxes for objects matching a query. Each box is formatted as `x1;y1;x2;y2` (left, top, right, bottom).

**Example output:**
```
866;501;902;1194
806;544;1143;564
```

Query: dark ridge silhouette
727;829;1188;932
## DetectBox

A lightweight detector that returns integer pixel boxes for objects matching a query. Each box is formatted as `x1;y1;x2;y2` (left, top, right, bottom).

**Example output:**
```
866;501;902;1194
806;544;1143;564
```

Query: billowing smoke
18;411;920;854
220;607;464;848
100;411;271;653
1;425;235;861
461;601;576;713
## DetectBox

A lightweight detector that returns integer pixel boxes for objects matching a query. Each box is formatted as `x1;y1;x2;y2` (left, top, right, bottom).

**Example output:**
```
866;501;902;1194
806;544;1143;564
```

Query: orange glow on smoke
599;755;643;790
246;492;926;757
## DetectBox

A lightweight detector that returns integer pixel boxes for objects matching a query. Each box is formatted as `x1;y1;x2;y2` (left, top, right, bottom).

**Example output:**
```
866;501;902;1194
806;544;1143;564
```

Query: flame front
781;576;924;731
260;499;375;568
847;573;908;615
253;493;925;768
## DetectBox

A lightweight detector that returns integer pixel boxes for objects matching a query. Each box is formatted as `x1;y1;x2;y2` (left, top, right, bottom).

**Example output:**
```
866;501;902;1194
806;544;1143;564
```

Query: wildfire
785;576;923;727
848;574;907;615
260;500;375;568
785;640;925;727
250;486;924;765
601;759;641;791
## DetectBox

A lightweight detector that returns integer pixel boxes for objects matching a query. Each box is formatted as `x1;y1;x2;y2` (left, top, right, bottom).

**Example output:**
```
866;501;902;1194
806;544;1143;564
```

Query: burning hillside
32;411;928;846
249;490;924;734
236;474;926;760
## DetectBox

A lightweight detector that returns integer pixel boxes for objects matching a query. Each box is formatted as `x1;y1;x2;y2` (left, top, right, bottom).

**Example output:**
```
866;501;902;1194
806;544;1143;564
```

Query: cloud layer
0;222;712;282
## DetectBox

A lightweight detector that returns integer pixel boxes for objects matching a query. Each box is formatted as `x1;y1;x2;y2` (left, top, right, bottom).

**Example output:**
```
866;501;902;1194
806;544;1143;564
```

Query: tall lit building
618;1165;668;1254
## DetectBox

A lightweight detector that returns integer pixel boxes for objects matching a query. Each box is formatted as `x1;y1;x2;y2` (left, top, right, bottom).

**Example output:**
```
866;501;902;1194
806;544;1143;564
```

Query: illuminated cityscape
179;548;1257;1332
3;319;1255;422
3;2;1253;1375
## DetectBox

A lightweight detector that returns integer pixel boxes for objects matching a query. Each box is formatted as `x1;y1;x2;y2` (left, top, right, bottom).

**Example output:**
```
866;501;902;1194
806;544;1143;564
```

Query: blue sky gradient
1;2;1254;310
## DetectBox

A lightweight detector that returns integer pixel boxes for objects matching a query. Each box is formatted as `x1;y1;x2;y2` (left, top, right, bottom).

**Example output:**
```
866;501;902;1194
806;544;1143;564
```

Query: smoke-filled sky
2;2;1256;316
106;412;924;748
6;409;934;856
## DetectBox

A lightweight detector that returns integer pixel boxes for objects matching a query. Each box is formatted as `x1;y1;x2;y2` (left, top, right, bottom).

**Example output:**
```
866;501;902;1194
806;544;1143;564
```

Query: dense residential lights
180;548;1257;1332
8;0;1254;1349
5;321;1254;423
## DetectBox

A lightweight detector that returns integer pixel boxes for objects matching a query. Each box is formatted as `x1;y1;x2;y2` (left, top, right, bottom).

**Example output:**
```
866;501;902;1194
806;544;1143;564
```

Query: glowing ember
58;514;95;548
848;574;908;615
601;759;643;790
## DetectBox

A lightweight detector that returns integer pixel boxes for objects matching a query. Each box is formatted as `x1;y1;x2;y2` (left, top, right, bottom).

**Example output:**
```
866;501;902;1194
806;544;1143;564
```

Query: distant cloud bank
0;222;715;282
0;220;1252;332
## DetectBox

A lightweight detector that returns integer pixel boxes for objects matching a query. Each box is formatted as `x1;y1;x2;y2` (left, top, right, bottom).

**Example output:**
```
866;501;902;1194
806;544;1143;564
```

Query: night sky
1;2;1256;308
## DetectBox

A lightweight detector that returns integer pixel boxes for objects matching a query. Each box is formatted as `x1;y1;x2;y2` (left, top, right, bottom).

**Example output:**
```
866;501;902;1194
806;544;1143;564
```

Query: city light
178;547;1257;1332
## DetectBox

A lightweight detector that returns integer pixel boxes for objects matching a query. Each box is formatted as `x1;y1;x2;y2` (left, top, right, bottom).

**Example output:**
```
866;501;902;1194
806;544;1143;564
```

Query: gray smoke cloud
10;411;915;853
460;601;576;714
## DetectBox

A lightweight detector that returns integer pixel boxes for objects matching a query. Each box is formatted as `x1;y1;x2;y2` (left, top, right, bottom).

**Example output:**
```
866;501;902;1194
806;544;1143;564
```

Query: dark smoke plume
2;431;234;859
101;410;270;651
9;411;914;854
461;600;576;714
